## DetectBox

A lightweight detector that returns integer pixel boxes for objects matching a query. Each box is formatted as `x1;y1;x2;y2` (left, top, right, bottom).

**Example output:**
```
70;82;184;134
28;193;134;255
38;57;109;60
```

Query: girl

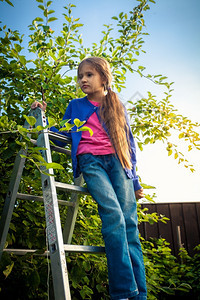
31;57;147;300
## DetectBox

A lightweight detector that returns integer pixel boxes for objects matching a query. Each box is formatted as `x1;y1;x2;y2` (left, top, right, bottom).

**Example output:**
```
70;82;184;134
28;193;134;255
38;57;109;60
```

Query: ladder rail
63;176;84;244
0;117;32;259
0;150;27;259
35;108;71;299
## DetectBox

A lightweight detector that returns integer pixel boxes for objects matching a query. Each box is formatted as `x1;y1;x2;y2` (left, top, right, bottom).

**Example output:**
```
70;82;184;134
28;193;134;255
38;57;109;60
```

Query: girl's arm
123;106;144;198
135;188;144;200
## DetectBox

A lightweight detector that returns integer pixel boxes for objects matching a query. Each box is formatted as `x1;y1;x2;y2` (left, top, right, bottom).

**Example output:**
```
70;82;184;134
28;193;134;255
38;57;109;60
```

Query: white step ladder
0;107;105;300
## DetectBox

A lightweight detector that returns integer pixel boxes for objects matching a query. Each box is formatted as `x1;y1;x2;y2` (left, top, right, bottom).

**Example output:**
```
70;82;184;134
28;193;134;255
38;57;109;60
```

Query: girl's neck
87;93;105;103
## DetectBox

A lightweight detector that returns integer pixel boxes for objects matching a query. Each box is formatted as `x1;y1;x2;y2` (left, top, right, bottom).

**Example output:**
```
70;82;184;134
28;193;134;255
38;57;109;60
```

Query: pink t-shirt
76;100;115;156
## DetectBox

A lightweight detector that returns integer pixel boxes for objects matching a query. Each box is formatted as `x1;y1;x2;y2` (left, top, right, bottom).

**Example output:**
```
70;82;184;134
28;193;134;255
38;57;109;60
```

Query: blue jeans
78;154;147;300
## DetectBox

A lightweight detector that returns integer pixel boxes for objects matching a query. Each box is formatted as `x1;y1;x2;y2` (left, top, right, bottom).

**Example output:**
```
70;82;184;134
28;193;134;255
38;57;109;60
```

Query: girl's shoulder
71;96;87;103
68;96;88;107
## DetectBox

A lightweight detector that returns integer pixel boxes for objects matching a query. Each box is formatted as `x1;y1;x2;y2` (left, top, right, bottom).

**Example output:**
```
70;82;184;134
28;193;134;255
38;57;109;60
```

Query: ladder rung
16;193;76;207
55;182;89;195
64;244;105;253
48;132;72;144
3;248;48;256
3;245;105;255
50;144;71;155
30;138;71;155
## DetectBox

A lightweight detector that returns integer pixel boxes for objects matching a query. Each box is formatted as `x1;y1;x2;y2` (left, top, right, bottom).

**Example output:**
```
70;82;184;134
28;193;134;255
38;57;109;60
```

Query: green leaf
5;0;14;7
9;222;16;231
43;8;48;17
19;55;26;65
141;183;156;189
60;119;70;127
160;287;175;295
59;123;74;131
48;9;55;14
73;118;85;128
23;115;36;126
15;140;26;148
38;4;45;10
48;17;58;23
179;132;184;139
3;262;14;279
77;126;93;136
31;147;47;152
174;153;178;159
49;50;57;61
20;154;29;159
168;149;173;156
176;283;192;292
145;194;154;201
34;17;44;22
29;270;40;288
43;25;50;31
47;1;52;7
56;36;65;46
14;44;22;52
31;153;46;163
45;162;64;170
35;125;45;131
17;125;28;134
48;117;56;128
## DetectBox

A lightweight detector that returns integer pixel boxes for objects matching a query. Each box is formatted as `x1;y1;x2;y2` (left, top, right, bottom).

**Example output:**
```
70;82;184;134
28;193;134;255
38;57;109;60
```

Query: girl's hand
135;188;144;200
31;101;47;112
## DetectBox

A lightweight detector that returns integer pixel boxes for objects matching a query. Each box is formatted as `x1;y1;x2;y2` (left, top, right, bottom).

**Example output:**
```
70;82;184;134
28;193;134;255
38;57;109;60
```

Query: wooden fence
138;202;200;257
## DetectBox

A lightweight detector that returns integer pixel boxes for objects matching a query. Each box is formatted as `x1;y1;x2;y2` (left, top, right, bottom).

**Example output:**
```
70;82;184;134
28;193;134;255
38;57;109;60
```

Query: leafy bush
1;194;200;299
143;238;200;300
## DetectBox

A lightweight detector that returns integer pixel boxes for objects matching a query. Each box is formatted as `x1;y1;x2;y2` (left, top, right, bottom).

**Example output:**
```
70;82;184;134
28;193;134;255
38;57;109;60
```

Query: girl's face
78;63;105;101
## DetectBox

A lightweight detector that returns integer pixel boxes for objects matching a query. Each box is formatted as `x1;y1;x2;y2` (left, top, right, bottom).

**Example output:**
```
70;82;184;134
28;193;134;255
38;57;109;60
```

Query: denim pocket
78;153;93;170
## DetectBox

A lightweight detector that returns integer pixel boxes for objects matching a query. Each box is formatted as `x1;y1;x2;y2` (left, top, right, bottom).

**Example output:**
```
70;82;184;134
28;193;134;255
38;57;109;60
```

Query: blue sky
1;0;200;202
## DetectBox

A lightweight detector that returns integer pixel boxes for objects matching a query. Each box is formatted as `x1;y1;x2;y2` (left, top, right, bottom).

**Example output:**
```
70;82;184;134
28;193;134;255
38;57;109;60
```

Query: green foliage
142;238;200;300
0;0;200;299
128;90;200;172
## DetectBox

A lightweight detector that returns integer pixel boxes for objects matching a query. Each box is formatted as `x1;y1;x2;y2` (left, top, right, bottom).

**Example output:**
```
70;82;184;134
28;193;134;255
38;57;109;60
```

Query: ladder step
64;244;105;253
48;132;72;144
50;144;71;155
16;193;76;207
31;138;71;155
3;245;105;255
3;248;48;256
55;182;89;195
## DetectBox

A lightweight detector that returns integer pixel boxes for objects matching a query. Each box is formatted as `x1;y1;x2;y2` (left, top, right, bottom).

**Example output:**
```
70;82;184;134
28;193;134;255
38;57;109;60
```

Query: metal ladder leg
35;110;71;300
0;149;26;259
63;175;84;244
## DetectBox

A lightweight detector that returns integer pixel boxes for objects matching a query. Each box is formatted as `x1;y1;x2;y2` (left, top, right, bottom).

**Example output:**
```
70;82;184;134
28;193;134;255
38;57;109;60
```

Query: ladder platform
3;245;105;255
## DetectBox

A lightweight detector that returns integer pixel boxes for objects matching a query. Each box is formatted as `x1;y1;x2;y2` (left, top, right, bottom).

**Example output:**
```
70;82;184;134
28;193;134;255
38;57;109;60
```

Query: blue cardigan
50;96;142;191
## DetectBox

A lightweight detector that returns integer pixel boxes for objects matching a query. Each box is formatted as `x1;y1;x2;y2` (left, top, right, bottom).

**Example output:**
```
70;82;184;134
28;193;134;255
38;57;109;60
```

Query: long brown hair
78;57;132;169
